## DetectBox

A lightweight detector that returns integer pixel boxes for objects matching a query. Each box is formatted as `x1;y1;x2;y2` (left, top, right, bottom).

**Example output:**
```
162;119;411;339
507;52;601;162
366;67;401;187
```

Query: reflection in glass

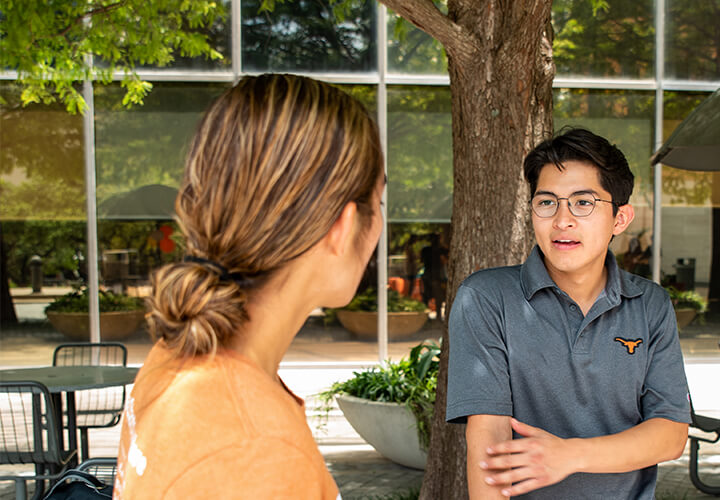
552;0;654;78
241;0;376;72
554;88;655;277
661;92;717;311
387;13;446;74
665;0;720;81
387;86;452;222
383;223;446;355
0;84;85;220
94;83;228;213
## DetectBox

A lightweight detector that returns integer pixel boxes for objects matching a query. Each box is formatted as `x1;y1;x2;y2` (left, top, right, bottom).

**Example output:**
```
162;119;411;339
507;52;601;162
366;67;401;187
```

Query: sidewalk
1;317;719;499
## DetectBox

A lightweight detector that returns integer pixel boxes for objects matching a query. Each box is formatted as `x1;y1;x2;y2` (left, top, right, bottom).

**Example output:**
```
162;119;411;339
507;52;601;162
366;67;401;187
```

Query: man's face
531;160;634;282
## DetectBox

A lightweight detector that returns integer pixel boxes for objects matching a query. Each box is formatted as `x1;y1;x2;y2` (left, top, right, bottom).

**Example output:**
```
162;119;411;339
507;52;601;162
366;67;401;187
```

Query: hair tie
183;256;255;288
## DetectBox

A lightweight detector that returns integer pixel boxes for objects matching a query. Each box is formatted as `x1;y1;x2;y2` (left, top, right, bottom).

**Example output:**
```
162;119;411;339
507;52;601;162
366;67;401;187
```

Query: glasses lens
532;195;558;217
568;194;596;216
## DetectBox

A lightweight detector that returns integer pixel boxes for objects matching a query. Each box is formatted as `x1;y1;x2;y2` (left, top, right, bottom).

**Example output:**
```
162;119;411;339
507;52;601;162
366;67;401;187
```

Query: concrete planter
674;308;697;330
335;310;428;340
336;394;427;470
46;310;146;341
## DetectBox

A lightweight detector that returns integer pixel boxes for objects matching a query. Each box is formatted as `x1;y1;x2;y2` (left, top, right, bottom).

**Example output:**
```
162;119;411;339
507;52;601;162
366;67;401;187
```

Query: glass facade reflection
552;0;654;78
241;0;376;72
1;0;719;367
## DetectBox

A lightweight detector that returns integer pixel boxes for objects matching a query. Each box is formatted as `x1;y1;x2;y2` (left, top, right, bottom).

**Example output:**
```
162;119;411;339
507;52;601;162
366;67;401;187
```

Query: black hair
523;127;634;215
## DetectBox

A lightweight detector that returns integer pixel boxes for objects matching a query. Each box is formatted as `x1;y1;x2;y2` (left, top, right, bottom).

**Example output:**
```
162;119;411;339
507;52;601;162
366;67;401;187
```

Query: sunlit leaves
1;0;227;114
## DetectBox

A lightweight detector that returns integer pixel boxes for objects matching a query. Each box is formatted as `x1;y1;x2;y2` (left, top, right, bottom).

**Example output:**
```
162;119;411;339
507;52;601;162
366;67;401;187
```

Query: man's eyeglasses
530;193;619;218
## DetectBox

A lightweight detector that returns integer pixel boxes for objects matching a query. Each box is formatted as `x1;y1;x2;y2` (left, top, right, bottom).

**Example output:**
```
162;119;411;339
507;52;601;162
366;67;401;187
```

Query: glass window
0;84;85;220
94;83;228;217
554;89;655;277
661;92;716;306
0;83;87;343
387;86;452;223
241;0;377;72
380;222;446;359
552;0;654;78
665;0;720;81
387;12;447;74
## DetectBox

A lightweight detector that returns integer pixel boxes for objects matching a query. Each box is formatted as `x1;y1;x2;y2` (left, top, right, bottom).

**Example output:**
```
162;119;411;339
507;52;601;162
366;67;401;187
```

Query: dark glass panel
665;0;720;80
242;0;376;72
387;12;447;74
552;0;654;78
387;86;452;222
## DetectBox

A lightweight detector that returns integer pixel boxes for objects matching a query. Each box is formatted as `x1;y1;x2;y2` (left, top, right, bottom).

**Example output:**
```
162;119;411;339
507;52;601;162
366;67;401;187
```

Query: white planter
336;394;427;470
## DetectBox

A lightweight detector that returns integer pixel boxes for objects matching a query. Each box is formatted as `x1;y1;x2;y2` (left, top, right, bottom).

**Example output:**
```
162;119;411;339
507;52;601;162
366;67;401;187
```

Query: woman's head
148;74;384;357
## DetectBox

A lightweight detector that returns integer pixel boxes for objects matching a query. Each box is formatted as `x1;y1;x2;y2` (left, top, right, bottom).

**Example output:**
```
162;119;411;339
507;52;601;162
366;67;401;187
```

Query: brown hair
147;74;384;357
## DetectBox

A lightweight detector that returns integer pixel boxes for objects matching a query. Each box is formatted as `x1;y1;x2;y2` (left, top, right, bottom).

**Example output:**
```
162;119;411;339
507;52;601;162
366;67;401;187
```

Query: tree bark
0;222;18;324
377;1;555;497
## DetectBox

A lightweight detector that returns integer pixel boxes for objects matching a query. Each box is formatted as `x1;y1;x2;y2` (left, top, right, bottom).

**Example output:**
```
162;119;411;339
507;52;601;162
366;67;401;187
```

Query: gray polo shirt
447;246;691;499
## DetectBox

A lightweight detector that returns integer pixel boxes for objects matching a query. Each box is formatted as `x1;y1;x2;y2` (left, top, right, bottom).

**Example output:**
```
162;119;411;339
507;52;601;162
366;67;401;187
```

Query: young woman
114;74;385;499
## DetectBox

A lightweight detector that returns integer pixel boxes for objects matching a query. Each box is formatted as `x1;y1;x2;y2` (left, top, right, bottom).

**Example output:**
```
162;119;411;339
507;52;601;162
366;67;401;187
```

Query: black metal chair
52;342;129;462
0;381;77;500
77;457;117;489
689;397;720;496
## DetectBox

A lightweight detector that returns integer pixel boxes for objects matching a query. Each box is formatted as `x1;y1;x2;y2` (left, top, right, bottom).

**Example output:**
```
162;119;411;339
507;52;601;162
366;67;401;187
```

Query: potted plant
665;286;708;330
333;287;428;340
319;341;439;470
45;287;146;340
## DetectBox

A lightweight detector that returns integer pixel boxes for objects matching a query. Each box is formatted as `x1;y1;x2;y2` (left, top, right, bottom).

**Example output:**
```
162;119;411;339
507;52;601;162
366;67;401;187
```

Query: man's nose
553;200;576;228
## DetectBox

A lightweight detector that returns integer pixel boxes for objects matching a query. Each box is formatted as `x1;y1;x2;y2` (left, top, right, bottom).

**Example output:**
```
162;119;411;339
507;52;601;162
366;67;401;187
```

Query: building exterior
2;0;719;362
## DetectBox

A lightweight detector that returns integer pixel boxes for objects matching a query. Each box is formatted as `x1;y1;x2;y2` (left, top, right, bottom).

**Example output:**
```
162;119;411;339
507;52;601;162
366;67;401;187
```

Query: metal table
0;365;139;459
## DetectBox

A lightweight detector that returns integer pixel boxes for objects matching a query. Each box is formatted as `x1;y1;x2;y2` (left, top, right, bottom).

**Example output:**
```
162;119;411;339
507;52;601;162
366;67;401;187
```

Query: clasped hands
480;418;580;497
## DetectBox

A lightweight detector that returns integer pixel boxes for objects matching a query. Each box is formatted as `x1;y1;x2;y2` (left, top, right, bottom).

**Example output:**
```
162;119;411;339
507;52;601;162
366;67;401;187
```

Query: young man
446;128;691;499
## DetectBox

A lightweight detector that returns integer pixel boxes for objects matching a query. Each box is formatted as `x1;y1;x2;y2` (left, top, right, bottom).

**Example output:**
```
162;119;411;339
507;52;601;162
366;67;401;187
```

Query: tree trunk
377;1;555;497
0;222;19;324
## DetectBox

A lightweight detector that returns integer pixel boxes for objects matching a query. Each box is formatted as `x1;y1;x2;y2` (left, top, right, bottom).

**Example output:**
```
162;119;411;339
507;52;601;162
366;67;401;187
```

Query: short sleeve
446;281;513;423
641;289;692;424
165;438;339;499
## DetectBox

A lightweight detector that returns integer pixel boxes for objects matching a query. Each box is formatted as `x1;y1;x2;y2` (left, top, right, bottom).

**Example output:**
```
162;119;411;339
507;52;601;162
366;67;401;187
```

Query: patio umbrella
651;87;720;171
97;184;178;220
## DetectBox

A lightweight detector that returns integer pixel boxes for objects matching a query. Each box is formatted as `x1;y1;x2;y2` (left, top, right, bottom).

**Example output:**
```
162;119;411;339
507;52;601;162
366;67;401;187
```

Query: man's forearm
466;414;512;499
482;417;689;497
571;418;688;474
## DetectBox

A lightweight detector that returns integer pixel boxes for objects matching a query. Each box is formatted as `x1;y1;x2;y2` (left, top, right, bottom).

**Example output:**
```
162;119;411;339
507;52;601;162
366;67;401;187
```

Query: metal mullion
377;2;389;363
652;0;665;285
552;78;657;90
83;78;101;343
232;0;242;82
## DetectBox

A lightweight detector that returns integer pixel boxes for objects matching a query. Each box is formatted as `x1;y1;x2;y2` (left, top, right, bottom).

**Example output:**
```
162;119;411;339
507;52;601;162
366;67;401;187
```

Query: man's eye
537;199;556;207
575;199;594;207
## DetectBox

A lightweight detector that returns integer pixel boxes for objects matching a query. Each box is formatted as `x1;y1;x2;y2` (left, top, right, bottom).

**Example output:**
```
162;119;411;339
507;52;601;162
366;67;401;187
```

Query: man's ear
325;201;357;257
612;203;635;236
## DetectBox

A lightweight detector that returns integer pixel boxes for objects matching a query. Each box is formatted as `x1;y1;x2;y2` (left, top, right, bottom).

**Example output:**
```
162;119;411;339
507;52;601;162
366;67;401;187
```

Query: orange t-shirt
114;342;339;499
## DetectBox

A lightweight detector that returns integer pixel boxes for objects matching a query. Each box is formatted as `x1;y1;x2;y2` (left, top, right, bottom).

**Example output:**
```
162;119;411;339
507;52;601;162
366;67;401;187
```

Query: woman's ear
613;203;635;236
325;202;358;257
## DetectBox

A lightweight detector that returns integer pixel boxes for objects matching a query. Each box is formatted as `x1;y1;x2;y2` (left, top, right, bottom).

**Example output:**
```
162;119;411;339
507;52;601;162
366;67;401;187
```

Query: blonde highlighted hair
147;74;384;357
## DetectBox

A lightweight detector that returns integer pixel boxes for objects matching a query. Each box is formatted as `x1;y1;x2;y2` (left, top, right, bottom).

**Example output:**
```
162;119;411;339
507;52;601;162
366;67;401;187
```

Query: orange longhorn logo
614;337;643;354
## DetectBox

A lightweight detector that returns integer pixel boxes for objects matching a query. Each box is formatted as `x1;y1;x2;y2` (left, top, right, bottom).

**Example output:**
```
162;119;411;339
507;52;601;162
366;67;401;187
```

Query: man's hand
481;418;580;497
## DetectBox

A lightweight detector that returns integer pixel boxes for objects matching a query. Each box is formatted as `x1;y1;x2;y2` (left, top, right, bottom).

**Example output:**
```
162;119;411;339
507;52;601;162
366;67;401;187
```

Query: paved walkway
1;313;719;499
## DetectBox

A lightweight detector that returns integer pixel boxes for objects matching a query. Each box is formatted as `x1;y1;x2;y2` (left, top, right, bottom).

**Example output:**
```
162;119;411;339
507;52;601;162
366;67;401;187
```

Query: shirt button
570;305;576;311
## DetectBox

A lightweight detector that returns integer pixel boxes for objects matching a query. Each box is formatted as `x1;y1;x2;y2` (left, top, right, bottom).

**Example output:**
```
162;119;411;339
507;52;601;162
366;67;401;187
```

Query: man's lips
552;238;581;249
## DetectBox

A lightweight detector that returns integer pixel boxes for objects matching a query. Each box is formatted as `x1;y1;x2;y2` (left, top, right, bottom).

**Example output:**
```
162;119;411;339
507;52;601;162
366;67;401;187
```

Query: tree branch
378;0;472;61
56;1;127;38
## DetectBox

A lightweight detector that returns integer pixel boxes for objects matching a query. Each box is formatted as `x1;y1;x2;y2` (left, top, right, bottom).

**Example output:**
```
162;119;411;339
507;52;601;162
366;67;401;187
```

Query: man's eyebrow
533;189;599;197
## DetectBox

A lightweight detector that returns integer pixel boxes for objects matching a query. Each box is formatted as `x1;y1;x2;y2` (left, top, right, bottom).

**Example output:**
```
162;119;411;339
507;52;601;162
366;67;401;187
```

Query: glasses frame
530;193;619;218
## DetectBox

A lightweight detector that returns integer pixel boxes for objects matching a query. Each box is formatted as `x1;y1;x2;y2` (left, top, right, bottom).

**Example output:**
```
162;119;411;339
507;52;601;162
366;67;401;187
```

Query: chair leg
14;478;27;500
689;438;720;495
81;427;90;462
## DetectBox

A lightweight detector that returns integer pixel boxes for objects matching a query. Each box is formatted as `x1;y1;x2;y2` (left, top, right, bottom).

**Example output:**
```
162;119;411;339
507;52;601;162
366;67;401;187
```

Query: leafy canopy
0;0;225;113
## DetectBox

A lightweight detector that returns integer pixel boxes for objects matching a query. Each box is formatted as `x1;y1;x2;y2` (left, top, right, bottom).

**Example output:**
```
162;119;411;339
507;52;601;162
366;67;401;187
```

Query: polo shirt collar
521;245;644;303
